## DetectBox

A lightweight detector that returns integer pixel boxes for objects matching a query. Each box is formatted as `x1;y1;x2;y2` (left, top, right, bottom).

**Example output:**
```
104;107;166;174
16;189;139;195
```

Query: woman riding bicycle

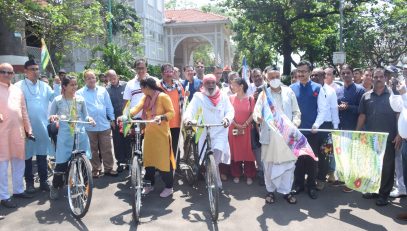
123;77;175;198
48;76;95;199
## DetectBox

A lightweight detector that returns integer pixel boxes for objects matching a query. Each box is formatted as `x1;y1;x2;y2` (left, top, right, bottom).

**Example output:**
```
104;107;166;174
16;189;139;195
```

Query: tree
223;0;371;74
87;43;135;80
0;0;105;69
344;0;407;67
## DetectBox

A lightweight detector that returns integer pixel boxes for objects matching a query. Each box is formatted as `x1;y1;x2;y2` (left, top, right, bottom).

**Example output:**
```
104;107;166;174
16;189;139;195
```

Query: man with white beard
183;74;234;188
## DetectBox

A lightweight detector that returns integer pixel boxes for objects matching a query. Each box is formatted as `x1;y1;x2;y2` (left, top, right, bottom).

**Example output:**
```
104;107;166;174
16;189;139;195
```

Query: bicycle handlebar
59;119;93;124
187;123;224;128
128;119;156;123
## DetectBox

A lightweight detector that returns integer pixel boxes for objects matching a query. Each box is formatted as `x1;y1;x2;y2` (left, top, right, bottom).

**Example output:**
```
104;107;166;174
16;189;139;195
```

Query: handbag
47;121;59;144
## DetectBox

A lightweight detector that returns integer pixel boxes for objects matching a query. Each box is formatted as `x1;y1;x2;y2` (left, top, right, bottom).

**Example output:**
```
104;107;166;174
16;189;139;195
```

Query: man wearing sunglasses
15;59;61;194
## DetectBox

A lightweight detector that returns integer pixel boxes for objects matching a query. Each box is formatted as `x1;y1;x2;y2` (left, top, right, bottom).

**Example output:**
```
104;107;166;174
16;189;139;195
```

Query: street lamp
339;0;344;52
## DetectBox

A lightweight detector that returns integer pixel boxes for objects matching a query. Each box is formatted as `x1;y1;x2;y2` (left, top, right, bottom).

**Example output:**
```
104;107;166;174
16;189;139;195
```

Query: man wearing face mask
183;74;235;189
252;66;301;204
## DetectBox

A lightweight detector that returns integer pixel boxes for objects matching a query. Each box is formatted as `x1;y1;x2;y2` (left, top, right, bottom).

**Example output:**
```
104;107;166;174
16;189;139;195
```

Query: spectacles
163;70;173;74
196;66;204;68
0;70;14;75
29;68;39;71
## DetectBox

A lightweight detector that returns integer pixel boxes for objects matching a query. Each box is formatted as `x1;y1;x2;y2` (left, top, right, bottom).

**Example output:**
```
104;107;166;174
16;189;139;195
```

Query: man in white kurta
253;71;301;203
183;74;234;188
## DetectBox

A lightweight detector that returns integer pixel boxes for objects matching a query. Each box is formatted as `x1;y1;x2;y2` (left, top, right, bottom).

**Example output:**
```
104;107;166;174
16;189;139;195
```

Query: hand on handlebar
88;117;96;127
222;118;230;128
154;115;162;125
184;119;197;127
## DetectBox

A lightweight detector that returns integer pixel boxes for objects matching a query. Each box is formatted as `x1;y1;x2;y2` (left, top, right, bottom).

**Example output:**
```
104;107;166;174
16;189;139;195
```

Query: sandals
284;193;297;204
265;192;275;204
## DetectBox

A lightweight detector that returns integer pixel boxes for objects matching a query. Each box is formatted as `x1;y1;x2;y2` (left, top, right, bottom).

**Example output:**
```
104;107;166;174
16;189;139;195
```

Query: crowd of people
1;58;407;222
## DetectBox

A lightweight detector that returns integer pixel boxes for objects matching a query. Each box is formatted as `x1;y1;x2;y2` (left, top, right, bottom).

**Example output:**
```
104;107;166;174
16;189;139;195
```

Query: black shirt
358;87;398;141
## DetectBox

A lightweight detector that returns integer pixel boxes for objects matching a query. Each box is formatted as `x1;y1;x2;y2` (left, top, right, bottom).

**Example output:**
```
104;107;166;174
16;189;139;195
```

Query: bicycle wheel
67;154;93;219
205;154;219;222
131;156;142;223
183;139;198;186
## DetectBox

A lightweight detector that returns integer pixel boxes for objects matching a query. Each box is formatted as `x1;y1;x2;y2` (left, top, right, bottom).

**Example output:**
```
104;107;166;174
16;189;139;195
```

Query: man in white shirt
123;58;158;118
324;67;339;93
311;68;340;190
390;82;407;221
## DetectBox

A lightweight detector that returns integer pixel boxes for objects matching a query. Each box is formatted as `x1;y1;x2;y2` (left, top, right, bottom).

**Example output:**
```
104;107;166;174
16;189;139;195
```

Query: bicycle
127;119;155;224
53;119;94;219
180;122;223;222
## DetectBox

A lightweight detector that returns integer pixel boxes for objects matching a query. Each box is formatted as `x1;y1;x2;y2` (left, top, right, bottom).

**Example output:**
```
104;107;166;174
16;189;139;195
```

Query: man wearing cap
183;74;235;189
58;69;66;80
0;63;34;208
15;59;61;193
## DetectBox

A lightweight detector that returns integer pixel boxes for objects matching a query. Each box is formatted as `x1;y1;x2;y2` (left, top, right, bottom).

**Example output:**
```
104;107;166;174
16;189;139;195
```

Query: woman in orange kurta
129;77;175;198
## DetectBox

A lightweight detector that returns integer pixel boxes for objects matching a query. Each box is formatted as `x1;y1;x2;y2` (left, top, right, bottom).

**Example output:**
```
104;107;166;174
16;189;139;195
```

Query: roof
165;9;229;24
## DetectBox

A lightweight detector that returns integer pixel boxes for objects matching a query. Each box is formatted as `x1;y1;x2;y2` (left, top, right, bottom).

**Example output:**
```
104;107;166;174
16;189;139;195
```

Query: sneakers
316;180;326;191
327;172;336;183
13;192;34;198
233;177;240;183
0;198;16;208
49;186;59;200
40;182;50;192
142;186;154;195
342;187;354;193
159;188;173;198
390;189;407;198
25;185;36;194
247;177;253;185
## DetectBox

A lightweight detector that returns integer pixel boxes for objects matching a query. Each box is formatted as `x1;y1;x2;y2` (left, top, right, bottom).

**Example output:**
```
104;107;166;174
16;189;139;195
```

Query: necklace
24;78;41;96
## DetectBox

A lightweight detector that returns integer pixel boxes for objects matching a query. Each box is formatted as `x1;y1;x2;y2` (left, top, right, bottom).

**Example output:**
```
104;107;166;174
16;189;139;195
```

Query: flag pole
298;128;389;136
46;40;57;76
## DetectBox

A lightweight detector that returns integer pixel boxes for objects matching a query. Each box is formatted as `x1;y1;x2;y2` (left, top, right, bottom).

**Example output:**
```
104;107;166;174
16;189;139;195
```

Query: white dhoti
263;161;295;195
0;158;25;200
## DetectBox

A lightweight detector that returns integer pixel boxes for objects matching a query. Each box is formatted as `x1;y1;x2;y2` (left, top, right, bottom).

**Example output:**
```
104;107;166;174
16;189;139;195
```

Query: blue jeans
401;140;407;188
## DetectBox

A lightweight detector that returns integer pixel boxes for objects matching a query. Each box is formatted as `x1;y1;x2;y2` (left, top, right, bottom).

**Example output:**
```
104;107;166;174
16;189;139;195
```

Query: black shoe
292;186;304;195
40;183;50;192
362;193;379;199
13;192;34;199
376;197;389;206
25;185;36;194
117;165;124;173
1;198;16;208
308;188;318;199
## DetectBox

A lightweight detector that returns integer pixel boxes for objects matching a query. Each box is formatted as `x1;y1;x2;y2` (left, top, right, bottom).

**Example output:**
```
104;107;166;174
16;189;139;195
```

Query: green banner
332;131;388;193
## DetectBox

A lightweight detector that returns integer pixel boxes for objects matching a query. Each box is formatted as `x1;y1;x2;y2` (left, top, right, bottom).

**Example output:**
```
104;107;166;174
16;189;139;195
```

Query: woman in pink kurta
228;77;256;184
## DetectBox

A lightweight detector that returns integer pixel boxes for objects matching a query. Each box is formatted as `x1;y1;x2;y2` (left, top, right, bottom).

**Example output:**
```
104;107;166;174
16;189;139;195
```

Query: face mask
270;79;281;88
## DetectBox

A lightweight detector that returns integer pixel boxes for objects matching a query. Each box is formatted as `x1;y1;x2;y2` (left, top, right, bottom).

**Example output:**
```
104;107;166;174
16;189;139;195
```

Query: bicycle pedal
179;163;191;170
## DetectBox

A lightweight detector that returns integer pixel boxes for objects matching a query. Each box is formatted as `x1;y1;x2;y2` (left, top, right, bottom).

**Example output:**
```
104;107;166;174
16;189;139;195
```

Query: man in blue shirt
76;70;117;177
182;65;202;102
290;60;328;199
337;64;365;130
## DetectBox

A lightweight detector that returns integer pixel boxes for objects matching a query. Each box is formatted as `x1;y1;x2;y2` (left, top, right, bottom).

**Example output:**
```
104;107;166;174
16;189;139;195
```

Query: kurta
15;79;60;158
228;95;255;161
183;91;235;164
0;82;32;161
49;95;91;164
130;93;175;172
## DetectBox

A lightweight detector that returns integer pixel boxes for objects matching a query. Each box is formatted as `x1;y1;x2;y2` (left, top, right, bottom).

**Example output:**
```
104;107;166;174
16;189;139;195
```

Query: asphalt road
1;170;407;231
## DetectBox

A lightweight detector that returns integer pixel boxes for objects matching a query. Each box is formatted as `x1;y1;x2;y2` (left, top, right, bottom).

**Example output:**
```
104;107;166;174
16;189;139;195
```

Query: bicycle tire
131;156;142;223
184;139;198;186
67;154;93;219
206;154;219;222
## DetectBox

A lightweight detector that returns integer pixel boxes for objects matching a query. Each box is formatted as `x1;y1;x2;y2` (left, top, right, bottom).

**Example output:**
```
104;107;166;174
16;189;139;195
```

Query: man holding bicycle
183;74;235;188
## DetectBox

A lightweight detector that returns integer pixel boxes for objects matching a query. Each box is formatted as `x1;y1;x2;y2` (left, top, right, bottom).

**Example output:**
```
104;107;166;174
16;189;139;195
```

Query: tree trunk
281;33;293;76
